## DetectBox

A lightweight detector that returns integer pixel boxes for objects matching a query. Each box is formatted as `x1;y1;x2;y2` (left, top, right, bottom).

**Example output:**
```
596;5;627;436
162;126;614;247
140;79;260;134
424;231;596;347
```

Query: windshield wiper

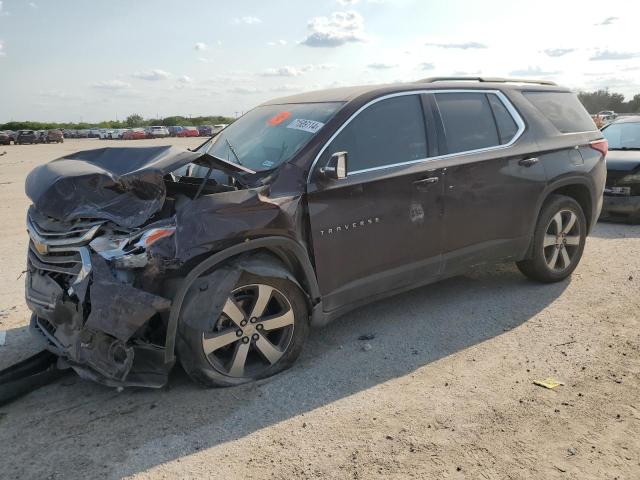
225;138;244;166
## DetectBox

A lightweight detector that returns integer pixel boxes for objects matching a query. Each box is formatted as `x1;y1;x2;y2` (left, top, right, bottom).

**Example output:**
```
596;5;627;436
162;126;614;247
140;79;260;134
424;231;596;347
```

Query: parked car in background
600;116;640;223
176;126;199;137
212;124;228;135
122;128;147;140
147;126;170;138
22;77;606;389
110;129;127;139
45;129;64;143
168;125;184;137
16;130;37;144
0;131;11;145
197;125;214;136
77;130;90;138
88;129;101;138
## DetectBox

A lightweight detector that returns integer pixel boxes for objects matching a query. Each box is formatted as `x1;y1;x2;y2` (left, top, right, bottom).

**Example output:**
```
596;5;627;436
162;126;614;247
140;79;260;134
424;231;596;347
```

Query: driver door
306;93;445;312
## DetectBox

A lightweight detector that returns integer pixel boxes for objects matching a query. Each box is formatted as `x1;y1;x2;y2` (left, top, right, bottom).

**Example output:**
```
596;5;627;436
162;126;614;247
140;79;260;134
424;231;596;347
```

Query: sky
0;0;639;123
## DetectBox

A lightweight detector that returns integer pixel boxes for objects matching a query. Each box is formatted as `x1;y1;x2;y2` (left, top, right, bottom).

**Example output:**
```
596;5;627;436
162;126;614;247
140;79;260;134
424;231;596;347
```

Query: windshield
199;102;343;172
603;122;640;150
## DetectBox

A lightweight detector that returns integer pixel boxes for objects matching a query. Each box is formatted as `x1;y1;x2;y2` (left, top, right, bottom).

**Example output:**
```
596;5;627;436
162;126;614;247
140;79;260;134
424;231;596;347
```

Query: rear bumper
600;195;640;223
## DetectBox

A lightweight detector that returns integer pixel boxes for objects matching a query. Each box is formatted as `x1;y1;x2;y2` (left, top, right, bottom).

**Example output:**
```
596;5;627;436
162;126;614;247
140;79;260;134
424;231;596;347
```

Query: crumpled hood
607;150;640;172
25;146;245;228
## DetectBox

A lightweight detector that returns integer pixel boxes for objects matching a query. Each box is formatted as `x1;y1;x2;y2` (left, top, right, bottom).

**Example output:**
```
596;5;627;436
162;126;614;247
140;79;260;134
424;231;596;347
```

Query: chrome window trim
307;89;526;182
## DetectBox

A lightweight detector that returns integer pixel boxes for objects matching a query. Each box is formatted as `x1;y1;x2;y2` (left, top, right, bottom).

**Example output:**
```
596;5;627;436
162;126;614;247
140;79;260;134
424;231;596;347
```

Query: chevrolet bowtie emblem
33;240;48;255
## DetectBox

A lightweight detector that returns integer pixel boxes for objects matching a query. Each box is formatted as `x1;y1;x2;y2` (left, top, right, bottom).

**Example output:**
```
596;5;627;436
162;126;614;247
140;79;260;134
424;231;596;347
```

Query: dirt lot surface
0;139;639;479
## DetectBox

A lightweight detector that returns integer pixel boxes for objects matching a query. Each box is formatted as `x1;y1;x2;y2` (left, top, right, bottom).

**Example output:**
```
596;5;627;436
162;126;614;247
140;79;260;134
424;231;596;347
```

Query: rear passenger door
433;91;547;273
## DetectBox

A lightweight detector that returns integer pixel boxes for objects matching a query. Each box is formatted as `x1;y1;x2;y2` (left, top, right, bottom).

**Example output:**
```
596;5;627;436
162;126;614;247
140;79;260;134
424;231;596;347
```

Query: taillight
590;139;608;157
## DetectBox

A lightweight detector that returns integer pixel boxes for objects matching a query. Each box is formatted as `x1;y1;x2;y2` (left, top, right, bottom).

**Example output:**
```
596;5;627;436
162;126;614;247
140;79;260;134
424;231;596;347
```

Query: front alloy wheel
178;269;309;387
202;284;295;378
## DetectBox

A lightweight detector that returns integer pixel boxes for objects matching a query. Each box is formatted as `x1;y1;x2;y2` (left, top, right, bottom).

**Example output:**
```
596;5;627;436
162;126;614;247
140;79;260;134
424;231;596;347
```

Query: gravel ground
0;139;638;480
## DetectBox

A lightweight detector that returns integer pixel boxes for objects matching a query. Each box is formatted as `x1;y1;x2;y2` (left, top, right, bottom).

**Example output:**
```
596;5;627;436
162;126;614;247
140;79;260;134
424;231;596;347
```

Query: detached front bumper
25;213;174;388
600;195;640;224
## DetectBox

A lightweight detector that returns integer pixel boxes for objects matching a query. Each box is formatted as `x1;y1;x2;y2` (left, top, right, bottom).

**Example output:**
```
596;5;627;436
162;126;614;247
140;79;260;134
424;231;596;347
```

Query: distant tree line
0;114;235;131
578;89;640;114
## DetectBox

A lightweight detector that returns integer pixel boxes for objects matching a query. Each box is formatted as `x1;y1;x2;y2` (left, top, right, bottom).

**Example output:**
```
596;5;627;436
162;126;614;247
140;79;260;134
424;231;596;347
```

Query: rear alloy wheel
542;210;581;272
178;271;309;387
517;194;587;283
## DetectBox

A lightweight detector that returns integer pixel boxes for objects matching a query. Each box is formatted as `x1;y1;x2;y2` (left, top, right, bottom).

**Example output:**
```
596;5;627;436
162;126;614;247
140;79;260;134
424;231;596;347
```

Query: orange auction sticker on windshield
267;111;291;126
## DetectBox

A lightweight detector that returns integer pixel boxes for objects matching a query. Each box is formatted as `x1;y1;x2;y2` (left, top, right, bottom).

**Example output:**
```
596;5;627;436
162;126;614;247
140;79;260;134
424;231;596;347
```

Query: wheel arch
164;236;320;364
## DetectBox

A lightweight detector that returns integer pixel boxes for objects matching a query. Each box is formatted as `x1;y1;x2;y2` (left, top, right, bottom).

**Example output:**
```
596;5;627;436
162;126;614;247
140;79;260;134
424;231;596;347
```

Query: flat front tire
178;271;309;387
517;194;587;283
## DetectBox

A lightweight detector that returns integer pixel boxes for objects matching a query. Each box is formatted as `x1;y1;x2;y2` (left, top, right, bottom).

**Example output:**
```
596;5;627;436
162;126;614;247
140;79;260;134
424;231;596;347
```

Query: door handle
519;157;539;167
414;176;439;185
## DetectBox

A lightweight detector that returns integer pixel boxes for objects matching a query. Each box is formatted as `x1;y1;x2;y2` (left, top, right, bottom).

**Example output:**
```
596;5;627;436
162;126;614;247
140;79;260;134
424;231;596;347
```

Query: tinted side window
435;93;500;154
324;95;428;172
523;91;596;133
487;93;519;144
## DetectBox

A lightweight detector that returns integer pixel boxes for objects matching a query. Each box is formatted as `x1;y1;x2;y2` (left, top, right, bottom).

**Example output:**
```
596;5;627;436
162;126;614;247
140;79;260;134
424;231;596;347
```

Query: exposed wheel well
546;184;593;231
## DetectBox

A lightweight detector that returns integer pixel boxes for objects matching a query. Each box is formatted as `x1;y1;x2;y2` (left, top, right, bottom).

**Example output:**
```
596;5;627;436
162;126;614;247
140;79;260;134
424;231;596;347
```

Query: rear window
523;91;596;133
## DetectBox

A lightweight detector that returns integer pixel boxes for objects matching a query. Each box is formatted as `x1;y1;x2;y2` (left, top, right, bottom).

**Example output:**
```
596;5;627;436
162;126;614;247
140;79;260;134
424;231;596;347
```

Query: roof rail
418;76;557;86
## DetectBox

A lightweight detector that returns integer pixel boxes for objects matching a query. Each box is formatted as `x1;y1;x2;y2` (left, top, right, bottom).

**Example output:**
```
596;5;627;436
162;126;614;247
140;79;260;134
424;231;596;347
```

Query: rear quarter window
523;91;596;133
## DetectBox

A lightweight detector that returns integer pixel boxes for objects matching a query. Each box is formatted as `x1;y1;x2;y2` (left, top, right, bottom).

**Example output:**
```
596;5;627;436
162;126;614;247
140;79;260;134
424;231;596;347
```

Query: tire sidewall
177;271;309;387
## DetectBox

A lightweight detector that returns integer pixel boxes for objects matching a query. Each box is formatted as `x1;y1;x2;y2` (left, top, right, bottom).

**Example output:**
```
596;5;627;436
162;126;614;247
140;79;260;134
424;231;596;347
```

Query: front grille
27;209;98;288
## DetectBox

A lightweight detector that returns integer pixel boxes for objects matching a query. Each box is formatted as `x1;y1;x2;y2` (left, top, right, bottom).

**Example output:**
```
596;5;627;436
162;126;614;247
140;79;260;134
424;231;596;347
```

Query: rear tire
178;270;309;388
517;194;587;283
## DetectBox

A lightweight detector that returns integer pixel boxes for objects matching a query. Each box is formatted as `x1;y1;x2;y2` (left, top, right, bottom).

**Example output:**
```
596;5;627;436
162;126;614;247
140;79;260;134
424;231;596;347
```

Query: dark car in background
0;131;11;145
45;129;64;143
600;116;640;223
168;126;183;137
16;130;37;144
23;77;606;390
197;125;214;136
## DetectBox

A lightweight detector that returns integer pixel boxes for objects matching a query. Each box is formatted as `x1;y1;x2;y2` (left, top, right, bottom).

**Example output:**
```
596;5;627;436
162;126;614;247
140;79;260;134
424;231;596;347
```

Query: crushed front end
26;207;175;387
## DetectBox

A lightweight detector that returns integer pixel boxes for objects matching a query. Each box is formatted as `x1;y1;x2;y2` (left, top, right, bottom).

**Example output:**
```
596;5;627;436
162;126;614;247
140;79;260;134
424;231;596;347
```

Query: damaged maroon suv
24;77;607;388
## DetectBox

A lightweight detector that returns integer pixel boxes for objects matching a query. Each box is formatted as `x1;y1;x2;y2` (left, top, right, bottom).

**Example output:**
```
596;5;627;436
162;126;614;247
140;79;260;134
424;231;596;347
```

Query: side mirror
320;151;348;180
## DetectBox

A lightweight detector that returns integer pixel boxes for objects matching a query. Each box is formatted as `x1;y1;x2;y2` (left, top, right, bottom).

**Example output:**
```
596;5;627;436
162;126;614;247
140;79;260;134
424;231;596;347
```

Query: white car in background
212;124;228;135
147;126;170;138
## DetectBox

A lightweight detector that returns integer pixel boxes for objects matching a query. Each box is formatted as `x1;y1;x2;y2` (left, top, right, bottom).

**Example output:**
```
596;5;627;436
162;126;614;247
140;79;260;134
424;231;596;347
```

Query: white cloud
301;11;367;48
194;42;207;51
543;48;575;57
367;62;397;69
420;62;435;70
131;69;171;81
0;41;5;57
28;2;37;8
91;80;131;90
0;1;8;16
267;39;287;46
228;86;264;94
337;0;359;4
198;57;214;64
590;50;640;61
233;16;261;25
177;75;193;83
509;66;561;76
594;16;618;26
425;41;487;50
262;66;304;77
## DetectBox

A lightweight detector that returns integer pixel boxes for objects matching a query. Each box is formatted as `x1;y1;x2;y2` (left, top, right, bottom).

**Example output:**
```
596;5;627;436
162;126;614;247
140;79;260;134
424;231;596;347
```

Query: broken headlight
89;226;176;269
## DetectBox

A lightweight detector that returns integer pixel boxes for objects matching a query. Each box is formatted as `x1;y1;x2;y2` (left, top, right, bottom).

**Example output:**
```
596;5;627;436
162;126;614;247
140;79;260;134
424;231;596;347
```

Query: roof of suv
262;77;571;105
